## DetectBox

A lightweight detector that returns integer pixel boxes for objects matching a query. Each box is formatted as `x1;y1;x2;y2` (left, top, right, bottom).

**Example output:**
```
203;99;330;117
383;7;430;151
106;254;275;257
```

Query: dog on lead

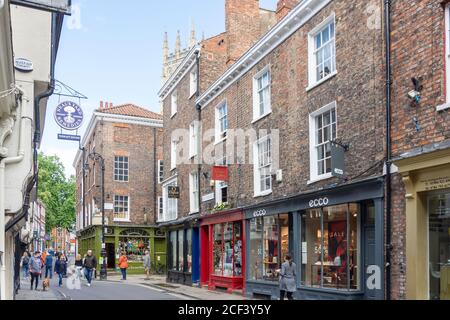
42;278;50;291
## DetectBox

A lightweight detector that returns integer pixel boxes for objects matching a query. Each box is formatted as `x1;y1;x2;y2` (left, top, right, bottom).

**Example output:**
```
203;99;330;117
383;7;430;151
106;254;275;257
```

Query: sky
41;0;278;177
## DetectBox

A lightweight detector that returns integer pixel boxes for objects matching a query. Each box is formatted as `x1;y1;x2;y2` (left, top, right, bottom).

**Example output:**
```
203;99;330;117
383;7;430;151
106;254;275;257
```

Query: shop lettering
309;197;329;208
366;265;381;290
253;209;267;218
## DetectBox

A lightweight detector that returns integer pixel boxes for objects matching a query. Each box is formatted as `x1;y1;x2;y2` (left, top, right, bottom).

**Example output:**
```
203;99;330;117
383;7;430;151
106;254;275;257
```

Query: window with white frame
157;197;164;222
253;67;271;121
215;101;228;142
114;156;129;182
189;121;199;158
215;157;228;204
309;101;337;182
114;195;129;221
171;140;178;170
158;160;164;183
171;90;178;117
162;179;178;222
190;67;198;97
253;136;272;196
189;172;199;213
446;5;450;103
308;15;336;87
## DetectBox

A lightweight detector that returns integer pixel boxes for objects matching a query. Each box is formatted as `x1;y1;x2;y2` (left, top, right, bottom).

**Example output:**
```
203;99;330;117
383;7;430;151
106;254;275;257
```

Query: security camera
408;90;421;104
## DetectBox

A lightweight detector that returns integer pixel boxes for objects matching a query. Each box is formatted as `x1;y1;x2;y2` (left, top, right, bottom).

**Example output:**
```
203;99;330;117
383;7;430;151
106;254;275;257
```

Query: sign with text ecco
309;197;329;208
252;209;267;218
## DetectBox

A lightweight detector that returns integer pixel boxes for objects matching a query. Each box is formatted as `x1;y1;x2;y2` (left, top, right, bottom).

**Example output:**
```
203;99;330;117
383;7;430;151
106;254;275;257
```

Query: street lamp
85;152;107;281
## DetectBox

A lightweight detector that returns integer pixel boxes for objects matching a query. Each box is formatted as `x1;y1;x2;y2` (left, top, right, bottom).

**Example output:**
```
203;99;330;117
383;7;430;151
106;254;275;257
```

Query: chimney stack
276;0;299;21
225;0;261;66
100;101;104;110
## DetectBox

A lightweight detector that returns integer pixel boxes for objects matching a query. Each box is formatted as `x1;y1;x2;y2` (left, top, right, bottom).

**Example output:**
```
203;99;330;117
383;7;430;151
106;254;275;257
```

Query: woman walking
55;255;67;287
143;250;151;280
29;251;43;291
118;252;129;280
21;251;30;280
74;254;83;280
279;254;296;300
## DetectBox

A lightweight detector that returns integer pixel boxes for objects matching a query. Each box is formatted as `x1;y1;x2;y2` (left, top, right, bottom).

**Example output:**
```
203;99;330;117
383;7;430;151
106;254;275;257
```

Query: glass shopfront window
118;229;150;263
186;229;193;273
212;222;243;277
170;231;177;271
169;228;194;273
249;214;290;282
178;229;184;271
428;192;450;300
301;203;360;291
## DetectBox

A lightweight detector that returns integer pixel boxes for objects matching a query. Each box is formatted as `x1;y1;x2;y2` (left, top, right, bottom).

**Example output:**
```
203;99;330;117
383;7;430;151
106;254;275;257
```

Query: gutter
384;0;392;301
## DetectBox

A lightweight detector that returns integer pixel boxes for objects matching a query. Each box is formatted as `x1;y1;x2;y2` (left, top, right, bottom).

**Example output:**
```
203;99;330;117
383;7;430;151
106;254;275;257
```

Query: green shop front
77;225;167;274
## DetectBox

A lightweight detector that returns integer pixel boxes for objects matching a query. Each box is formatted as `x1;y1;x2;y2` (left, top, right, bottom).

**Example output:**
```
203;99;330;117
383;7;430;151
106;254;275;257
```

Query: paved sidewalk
15;277;59;301
106;274;249;300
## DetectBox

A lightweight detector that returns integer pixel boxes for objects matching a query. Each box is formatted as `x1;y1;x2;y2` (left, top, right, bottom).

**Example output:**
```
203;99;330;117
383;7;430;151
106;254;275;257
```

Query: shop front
200;209;245;294
244;177;385;300
394;148;450;300
165;215;200;286
77;225;167;275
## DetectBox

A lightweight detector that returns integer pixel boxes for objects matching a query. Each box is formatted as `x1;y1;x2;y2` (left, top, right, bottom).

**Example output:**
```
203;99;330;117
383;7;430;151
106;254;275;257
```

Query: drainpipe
153;127;157;225
384;0;392;301
195;51;201;218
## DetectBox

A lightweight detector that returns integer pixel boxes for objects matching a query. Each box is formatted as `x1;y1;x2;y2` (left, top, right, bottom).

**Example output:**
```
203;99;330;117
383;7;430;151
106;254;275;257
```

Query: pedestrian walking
29;251;43;291
74;254;83;280
44;250;53;279
279;254;296;300
143;250;151;280
54;255;67;287
83;250;97;287
20;251;30;280
118;252;128;280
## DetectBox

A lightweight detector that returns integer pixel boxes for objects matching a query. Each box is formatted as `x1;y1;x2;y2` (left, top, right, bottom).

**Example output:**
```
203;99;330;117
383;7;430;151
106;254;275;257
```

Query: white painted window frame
189;66;198;98
114;156;129;182
157;197;164;222
113;195;130;222
215;100;228;143
253;135;273;197
171;89;178;117
308;101;337;184
158;160;164;183
162;177;178;222
252;65;272;123
307;13;337;90
171;139;178;170
189;121;199;158
189;171;199;214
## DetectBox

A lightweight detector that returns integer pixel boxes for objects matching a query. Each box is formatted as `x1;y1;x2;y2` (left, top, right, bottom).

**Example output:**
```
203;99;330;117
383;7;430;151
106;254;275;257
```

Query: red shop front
200;209;245;294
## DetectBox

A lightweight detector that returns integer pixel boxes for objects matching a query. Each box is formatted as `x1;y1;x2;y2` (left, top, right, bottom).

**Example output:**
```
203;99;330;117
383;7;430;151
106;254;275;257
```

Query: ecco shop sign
253;209;267;218
309;197;329;208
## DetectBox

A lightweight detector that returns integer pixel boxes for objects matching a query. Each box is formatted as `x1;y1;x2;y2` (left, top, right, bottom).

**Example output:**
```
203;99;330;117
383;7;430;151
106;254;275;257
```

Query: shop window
186;229;193;273
118;229;150;263
170;231;177;271
428;193;450;300
213;222;243;277
301;203;360;291
178;229;184;271
248;214;290;282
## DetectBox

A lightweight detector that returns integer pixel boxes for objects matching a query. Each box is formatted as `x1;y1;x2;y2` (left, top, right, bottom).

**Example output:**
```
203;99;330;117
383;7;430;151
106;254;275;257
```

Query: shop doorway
363;202;376;299
106;243;115;269
428;191;450;300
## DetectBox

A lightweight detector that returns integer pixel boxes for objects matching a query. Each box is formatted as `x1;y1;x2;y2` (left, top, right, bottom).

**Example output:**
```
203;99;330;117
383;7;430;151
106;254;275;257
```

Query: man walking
83;250;97;287
44;250;53;279
143;250;151;280
29;251;43;291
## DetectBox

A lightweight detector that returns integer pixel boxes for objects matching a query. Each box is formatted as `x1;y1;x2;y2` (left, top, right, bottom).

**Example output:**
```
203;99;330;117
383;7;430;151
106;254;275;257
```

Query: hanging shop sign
212;166;229;181
168;186;181;199
331;142;345;178
54;101;84;131
14;58;33;72
57;133;81;142
10;0;72;14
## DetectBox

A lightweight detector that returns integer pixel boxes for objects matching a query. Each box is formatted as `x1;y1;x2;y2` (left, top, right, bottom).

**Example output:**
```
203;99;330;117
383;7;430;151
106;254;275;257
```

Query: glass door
428;192;450;300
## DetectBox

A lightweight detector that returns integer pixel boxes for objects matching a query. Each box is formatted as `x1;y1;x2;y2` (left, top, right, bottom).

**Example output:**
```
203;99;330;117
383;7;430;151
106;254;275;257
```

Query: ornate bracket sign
54;100;84;142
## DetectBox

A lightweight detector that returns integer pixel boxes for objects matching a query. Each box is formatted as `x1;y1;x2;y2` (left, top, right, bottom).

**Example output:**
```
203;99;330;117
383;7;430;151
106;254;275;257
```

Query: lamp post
86;152;107;280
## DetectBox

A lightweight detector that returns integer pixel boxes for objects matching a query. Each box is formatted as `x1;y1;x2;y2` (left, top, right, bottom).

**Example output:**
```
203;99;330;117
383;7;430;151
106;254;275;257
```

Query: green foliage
37;152;76;233
213;202;231;212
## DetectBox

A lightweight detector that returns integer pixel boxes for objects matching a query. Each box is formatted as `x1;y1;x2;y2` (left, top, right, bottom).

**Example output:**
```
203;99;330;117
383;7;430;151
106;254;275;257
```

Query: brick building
158;0;277;287
73;103;165;274
390;0;450;300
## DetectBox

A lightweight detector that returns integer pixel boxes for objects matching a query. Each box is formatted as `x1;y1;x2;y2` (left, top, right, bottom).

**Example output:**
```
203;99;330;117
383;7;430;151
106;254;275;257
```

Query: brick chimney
100;101;104;110
276;0;299;21
225;0;261;66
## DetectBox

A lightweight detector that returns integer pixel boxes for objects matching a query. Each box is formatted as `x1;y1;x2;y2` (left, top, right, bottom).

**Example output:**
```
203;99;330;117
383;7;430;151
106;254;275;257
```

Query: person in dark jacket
45;250;53;279
54;256;67;287
83;250;97;287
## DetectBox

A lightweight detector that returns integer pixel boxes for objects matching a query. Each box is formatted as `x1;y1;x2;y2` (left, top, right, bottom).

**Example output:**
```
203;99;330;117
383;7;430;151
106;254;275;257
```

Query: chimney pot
100;101;104;110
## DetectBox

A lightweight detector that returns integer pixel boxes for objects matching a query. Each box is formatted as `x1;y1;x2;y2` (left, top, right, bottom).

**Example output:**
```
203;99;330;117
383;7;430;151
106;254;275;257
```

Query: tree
37;152;76;233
